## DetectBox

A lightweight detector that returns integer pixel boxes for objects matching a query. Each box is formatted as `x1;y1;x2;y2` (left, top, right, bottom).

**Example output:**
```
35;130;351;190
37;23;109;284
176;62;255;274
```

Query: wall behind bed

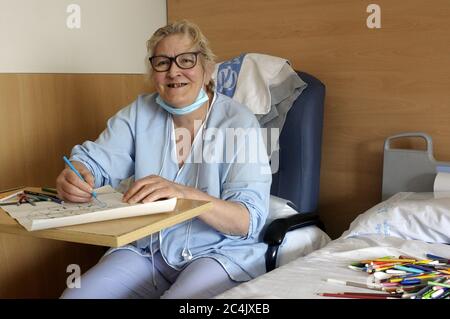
168;0;450;238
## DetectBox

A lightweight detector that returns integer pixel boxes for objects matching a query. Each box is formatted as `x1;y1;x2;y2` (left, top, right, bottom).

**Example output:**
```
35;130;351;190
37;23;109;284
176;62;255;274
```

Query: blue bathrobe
71;92;271;281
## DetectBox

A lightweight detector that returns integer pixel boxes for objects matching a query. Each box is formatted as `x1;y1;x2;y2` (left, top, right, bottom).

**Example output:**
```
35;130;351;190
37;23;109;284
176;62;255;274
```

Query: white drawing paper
3;185;177;231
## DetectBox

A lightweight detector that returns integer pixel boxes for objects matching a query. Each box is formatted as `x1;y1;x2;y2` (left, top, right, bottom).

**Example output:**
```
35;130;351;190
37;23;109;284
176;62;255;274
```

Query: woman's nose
167;61;182;77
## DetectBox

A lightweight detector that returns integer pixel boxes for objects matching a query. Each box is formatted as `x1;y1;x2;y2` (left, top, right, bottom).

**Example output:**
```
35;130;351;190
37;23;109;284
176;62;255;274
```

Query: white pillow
277;226;331;267
265;195;331;267
266;195;297;222
343;192;450;244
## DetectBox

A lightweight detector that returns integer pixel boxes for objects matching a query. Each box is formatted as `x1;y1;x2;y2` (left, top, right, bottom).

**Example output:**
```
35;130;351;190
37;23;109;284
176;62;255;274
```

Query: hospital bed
218;132;450;299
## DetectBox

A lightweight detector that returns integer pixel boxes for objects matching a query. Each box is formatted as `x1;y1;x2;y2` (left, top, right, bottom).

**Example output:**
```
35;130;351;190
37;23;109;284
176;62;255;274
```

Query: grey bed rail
382;132;450;200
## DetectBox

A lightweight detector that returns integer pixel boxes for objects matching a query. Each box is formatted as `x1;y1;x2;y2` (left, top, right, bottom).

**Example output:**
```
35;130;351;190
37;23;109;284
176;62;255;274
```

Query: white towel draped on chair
212;53;307;158
212;52;307;126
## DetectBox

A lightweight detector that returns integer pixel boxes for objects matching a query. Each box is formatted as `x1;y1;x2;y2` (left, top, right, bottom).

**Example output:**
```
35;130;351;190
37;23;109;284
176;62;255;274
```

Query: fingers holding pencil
56;161;95;202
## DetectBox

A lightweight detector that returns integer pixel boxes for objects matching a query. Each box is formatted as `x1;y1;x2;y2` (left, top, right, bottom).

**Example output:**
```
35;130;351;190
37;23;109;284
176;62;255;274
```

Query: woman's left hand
122;175;188;204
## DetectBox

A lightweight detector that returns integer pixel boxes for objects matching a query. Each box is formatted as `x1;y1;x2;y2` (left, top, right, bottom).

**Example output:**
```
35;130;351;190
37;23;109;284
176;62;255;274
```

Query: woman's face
151;33;206;108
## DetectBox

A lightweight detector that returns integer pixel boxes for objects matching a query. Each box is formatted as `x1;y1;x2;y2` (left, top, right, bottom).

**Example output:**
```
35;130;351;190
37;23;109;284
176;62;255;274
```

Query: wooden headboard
168;0;450;239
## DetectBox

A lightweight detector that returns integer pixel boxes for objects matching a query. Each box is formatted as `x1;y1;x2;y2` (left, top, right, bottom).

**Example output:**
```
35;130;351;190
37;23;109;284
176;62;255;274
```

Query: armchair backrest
270;72;325;213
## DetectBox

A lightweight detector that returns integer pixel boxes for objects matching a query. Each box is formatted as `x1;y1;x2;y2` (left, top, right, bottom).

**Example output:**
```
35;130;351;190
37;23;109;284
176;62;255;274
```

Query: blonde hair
146;20;216;94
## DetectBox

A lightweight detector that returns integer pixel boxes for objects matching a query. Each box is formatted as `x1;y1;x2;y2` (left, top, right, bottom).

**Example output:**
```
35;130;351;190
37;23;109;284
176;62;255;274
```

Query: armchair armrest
263;212;325;272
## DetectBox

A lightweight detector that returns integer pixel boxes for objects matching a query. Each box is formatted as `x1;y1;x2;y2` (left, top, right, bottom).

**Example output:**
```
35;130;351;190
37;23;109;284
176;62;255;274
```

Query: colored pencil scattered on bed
317;292;401;299
321;254;450;299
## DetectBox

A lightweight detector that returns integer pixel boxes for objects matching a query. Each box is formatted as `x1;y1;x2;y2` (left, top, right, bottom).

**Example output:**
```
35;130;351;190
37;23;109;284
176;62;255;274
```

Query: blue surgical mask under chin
156;88;209;116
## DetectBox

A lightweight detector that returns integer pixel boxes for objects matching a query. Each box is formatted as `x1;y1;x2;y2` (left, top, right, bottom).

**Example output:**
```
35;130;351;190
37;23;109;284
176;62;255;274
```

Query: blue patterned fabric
215;53;246;97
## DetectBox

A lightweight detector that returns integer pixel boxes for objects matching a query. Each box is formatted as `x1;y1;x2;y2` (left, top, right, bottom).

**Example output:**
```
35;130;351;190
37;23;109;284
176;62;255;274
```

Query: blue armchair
264;71;326;272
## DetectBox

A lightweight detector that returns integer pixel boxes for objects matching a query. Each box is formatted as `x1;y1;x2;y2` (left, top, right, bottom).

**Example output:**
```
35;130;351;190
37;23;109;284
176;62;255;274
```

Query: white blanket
216;235;450;299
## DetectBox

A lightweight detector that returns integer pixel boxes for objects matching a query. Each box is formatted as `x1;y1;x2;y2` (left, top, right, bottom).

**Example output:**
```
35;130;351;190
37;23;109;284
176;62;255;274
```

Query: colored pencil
426;254;450;264
63;156;106;208
427;281;450;289
24;190;64;204
0;202;20;206
41;187;58;194
317;292;399;299
325;278;382;290
0;190;23;202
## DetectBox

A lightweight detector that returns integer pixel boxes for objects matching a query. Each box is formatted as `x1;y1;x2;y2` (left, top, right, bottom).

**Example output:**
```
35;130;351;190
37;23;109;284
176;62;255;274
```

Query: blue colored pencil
426;254;450;264
63;156;98;198
63;156;106;208
406;264;435;273
393;265;424;274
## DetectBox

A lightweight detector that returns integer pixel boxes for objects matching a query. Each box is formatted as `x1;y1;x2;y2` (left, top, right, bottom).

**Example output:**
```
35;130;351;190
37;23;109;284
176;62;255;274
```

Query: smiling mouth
167;83;188;88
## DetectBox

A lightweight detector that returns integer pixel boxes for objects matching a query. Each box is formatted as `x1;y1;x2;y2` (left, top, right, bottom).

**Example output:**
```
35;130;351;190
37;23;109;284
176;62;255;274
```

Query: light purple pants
60;249;239;299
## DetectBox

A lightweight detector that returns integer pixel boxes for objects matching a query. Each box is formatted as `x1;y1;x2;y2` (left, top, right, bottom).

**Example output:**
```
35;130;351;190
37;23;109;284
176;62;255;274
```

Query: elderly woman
58;20;271;299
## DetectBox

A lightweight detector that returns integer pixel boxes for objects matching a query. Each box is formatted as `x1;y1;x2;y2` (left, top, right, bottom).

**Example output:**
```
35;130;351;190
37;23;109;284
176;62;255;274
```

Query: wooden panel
168;0;450;238
0;74;153;297
0;74;152;190
0;233;106;298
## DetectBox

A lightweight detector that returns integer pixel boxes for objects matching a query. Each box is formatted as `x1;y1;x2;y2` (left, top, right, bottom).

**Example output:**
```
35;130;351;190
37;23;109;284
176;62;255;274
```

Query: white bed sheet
216;235;450;299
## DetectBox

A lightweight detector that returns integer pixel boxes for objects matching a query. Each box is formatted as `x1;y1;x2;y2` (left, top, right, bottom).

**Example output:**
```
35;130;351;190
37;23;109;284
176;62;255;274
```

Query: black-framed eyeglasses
149;51;202;72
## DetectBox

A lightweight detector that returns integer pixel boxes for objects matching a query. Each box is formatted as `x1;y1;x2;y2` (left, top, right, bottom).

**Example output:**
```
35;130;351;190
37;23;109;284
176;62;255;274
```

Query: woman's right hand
56;161;95;203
